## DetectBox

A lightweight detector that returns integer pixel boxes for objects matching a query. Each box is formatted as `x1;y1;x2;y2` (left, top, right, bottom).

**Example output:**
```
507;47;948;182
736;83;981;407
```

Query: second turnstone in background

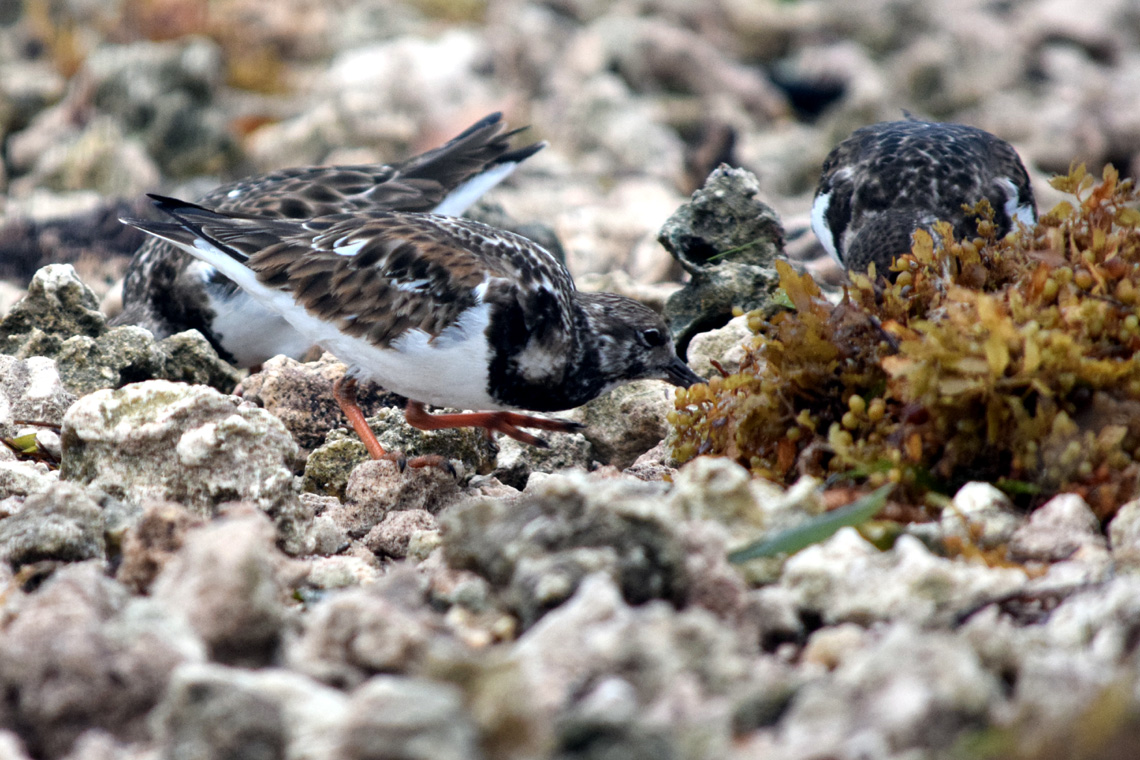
111;112;544;367
122;197;703;464
811;118;1038;277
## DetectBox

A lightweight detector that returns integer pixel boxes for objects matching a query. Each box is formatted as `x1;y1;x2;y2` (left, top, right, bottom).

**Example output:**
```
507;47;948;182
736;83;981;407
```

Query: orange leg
332;376;450;472
402;400;583;448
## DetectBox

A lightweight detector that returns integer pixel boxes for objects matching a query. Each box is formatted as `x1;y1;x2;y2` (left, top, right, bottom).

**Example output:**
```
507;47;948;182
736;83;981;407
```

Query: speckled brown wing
152;202;577;350
197;113;539;217
113;112;543;348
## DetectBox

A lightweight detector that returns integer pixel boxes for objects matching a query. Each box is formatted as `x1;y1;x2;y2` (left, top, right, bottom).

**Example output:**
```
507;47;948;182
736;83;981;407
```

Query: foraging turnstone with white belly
811;118;1037;277
122;197;704;463
111;112;544;367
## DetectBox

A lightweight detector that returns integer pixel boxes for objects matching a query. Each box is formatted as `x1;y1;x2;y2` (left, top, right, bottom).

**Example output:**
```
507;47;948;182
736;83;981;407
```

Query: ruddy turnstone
111;112;544;367
122;197;704;463
811;118;1037;276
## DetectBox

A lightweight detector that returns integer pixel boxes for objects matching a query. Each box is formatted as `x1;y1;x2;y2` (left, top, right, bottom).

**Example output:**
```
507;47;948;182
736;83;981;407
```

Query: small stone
660;166;785;356
1108;498;1140;570
0;265;105;357
685;314;753;379
150;508;288;665
303;555;382;591
491;430;592;490
60;380;298;521
0;482;105;568
336;676;479;760
938;481;1023;549
0;461;56;501
573;380;676;469
153;662;349;760
157;330;244;392
115;501;204;594
442;471;687;628
773;624;1002;757
363;509;437;559
332;460;461;539
0;562;203;759
287;569;442;688
1008;493;1106;563
54;327;165;397
0;355;75;435
781;530;1027;626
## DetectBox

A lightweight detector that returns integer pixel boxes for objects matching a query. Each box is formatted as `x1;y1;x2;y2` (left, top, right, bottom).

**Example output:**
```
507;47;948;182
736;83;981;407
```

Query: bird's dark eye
642;328;665;347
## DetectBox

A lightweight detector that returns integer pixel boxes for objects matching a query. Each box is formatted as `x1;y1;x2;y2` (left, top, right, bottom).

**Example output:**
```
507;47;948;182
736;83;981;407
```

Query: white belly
205;286;315;367
283;295;501;411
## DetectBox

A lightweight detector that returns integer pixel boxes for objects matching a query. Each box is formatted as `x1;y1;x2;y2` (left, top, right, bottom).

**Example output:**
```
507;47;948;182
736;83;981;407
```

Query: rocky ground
3;0;1140;758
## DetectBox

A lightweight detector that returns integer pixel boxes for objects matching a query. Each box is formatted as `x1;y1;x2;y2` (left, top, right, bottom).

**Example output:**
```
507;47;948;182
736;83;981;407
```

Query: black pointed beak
664;357;705;388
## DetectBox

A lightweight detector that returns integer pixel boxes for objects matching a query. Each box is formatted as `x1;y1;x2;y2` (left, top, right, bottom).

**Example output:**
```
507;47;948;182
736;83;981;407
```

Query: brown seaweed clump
670;165;1140;516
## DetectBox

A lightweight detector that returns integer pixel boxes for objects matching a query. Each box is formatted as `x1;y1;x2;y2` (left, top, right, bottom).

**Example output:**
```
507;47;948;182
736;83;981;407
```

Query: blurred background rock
1;0;1137;315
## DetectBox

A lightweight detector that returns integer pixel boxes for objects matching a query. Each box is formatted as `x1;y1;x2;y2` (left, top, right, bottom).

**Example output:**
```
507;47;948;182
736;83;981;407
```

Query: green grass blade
727;484;893;563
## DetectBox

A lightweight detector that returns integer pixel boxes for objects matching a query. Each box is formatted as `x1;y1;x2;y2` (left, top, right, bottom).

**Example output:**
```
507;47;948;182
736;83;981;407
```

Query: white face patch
513;340;563;384
811;191;842;264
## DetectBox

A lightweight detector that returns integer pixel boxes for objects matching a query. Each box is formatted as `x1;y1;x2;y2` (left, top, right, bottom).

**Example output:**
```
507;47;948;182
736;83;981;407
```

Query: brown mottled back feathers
166;206;575;349
112;112;544;346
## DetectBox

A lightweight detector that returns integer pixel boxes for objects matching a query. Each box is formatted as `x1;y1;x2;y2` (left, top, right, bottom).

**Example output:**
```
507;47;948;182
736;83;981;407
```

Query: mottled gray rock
0;267;239;395
336;676;480;760
1108;498;1140;570
60;380;298;522
0;562;203;759
621;440;679;482
0;482;105;568
294;493;351;557
83;38;239;178
57;327;241;397
669;454;774;528
938;481;1023;549
363;509;437;559
771;624;1002;758
1008;493;1107;564
660;166;785;356
54;327;165;397
513;573;743;756
115;501;204;594
780;529;1027;626
442;471;687;628
0;265;105;357
0;461;55;500
490;431;592;490
0;355;75;437
330;460;461;540
302;405;495;500
302;555;382;591
237;353;404;456
571;380;676;470
150;508;289;665
287;569;443;689
153;663;349;760
153;330;244;393
684;314;753;380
